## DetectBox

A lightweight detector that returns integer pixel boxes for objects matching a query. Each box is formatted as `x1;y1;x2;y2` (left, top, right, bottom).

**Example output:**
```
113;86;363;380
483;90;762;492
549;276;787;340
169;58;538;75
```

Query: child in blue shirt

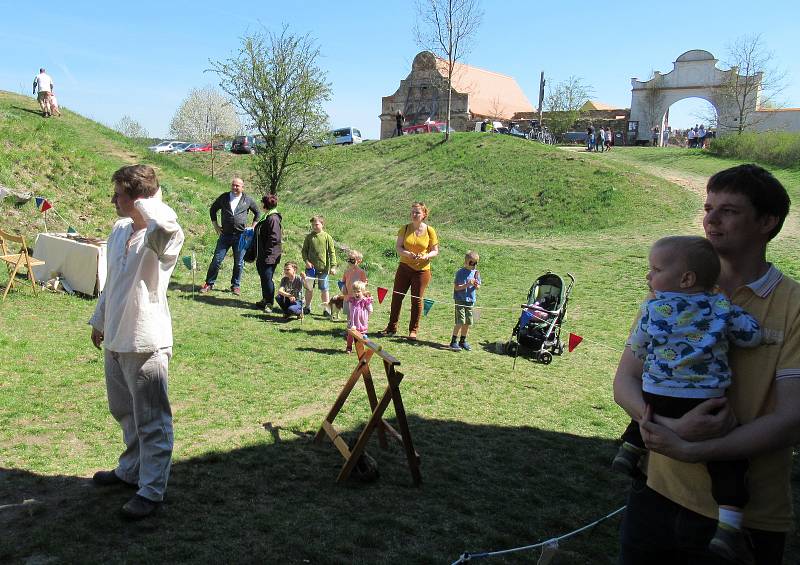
450;251;482;351
613;235;761;555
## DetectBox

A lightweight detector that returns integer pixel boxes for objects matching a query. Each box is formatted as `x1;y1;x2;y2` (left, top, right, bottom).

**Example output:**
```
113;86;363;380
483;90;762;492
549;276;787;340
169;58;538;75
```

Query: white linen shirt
89;198;184;353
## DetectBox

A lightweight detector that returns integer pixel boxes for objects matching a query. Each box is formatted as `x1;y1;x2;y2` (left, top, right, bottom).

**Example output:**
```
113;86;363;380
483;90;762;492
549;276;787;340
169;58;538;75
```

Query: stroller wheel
539;351;553;365
506;341;519;356
555;342;564;356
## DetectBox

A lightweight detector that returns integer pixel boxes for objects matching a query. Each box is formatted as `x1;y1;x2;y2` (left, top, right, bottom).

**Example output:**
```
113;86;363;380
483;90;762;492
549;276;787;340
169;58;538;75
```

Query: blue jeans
256;260;279;306
619;474;785;565
277;295;303;316
205;233;243;288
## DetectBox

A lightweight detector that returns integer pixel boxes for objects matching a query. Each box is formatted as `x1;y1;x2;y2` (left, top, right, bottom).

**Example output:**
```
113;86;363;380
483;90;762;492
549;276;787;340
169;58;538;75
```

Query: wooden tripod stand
314;329;422;485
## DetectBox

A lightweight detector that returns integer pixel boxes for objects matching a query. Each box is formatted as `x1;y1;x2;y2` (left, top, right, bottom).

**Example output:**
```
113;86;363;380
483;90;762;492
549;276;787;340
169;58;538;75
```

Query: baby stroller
503;271;575;365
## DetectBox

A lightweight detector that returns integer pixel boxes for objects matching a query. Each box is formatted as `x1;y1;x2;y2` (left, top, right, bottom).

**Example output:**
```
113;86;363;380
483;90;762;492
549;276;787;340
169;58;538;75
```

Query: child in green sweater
301;215;338;315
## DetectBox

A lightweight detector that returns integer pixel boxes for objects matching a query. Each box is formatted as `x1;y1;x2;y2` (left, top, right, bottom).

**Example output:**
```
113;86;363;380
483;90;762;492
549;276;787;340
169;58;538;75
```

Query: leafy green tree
211;27;331;194
543;76;592;137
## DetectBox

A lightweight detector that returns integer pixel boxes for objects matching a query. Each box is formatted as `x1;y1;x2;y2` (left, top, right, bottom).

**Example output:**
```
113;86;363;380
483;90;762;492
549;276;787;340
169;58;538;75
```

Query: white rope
299;273;626;354
450;505;626;564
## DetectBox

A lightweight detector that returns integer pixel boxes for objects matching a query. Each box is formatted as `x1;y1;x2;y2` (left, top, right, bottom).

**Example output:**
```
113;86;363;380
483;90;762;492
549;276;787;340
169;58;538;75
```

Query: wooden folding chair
0;229;46;301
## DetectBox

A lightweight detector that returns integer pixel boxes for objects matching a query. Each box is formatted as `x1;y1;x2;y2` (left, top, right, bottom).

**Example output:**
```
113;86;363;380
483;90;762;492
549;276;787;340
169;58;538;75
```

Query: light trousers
104;348;173;502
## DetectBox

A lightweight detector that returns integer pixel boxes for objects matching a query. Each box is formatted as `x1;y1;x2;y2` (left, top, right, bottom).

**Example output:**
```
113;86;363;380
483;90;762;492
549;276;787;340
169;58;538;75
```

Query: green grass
709;131;800;168
600;146;800;203
1;91;799;564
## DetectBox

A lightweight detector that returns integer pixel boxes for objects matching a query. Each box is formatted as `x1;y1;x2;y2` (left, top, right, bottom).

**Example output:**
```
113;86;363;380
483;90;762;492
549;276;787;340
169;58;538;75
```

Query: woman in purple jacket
253;194;282;313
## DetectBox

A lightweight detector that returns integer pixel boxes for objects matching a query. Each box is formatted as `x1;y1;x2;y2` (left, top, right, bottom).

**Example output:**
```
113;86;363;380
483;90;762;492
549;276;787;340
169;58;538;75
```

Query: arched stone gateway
629;50;749;143
629;49;800;143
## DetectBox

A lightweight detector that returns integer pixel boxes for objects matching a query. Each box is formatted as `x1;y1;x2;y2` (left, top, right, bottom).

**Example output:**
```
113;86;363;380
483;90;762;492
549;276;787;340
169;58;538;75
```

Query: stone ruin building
379;51;533;139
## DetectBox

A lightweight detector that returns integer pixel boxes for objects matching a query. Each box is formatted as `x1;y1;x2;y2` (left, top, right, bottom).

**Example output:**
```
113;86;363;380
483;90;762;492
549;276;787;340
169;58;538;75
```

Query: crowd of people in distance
652;124;715;148
586;125;615;152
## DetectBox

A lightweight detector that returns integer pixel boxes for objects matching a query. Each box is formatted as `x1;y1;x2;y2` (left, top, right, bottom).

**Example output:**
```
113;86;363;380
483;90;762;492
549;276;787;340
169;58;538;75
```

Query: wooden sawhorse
314;329;422;485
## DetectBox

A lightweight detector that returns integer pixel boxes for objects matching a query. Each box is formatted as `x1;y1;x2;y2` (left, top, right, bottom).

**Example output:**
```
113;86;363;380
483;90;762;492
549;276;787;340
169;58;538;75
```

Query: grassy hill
1;90;799;564
284;134;698;237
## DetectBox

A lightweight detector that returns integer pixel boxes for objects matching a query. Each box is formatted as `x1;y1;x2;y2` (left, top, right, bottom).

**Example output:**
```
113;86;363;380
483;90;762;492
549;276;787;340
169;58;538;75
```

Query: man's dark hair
39;68;45;73
112;165;159;199
707;164;791;240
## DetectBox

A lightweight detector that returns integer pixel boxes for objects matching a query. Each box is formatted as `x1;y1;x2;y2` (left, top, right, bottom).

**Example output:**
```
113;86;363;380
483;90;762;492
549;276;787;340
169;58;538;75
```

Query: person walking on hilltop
89;165;185;520
395;110;405;137
32;67;54;117
199;177;261;296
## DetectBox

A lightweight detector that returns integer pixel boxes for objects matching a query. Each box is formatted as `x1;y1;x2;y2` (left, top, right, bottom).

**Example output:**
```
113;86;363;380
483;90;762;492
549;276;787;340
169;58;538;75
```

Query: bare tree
415;0;483;141
718;34;786;134
211;27;331;194
543;76;592;136
169;86;241;141
487;96;506;122
114;115;149;139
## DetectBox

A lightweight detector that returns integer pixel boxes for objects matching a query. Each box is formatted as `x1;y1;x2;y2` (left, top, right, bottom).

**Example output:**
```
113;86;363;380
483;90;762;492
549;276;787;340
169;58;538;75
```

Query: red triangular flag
41;199;53;213
377;287;388;304
568;333;583;352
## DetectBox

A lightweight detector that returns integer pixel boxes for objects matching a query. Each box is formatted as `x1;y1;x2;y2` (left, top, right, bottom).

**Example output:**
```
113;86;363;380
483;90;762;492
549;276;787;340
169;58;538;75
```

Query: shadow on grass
296;346;344;356
174;289;252;309
0;416;642;565
11;105;44;117
278;327;343;337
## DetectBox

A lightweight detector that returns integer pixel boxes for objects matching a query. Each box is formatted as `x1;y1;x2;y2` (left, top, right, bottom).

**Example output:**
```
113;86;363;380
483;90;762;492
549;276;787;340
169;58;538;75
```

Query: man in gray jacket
199;177;260;295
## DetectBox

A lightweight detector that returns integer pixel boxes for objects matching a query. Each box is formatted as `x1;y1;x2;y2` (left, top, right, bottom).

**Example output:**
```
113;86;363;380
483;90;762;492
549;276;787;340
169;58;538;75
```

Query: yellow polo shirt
647;265;800;531
397;224;438;272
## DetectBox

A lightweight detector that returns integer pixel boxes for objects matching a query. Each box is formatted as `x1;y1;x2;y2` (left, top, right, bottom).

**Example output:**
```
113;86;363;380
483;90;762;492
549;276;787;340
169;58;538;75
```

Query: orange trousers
385;262;432;334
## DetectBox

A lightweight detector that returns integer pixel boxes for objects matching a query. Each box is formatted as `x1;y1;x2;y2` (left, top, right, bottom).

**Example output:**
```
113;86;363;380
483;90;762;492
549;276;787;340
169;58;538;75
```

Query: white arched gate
629;50;759;144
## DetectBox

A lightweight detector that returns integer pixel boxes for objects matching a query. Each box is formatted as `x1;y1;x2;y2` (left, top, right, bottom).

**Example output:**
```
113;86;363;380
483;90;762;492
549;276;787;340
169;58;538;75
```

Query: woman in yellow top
380;202;439;340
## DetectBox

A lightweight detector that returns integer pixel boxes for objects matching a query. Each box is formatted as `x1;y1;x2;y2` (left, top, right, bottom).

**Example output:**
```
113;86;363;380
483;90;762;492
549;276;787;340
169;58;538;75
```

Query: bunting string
293;273;626;355
450;505;626;564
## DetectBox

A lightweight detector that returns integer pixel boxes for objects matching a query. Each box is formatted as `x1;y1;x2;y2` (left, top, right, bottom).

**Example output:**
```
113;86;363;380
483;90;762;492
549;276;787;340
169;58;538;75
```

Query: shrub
708;132;800;168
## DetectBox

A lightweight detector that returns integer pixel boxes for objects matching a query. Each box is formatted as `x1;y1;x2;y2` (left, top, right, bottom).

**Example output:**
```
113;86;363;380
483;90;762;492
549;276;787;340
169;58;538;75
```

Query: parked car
148;140;183;153
170;142;194;153
562;131;589;144
185;143;212;152
506;126;527;138
231;135;263;154
331;127;363;145
312;127;363;148
402;121;455;135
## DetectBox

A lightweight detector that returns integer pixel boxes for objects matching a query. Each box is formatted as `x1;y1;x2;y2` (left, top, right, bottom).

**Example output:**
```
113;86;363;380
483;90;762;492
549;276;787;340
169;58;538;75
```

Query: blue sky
1;0;797;139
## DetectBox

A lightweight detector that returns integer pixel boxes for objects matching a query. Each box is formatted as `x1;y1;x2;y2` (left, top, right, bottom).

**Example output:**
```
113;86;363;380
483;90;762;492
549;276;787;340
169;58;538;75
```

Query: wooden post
538;71;545;125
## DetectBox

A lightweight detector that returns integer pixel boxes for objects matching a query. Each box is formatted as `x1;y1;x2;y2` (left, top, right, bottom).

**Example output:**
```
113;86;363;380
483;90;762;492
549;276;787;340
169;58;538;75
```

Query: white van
331;127;362;145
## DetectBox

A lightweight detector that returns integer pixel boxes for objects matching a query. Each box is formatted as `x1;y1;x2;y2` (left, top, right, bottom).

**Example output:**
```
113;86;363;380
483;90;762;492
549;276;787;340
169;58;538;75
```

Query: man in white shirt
199;177;260;296
32;68;53;117
89;164;184;520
